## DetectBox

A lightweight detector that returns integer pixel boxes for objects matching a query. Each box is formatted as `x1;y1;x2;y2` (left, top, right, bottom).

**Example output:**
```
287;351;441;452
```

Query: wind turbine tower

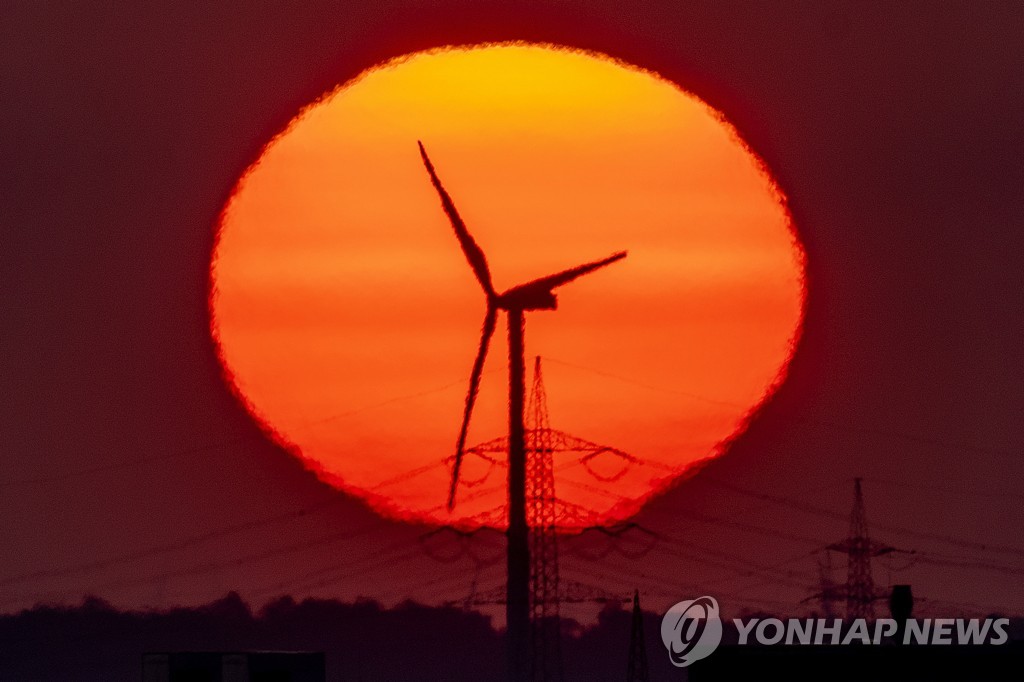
418;142;626;682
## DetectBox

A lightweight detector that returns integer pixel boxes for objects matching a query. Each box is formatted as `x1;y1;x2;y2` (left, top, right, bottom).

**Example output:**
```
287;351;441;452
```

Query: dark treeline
0;593;658;681
1;595;1021;681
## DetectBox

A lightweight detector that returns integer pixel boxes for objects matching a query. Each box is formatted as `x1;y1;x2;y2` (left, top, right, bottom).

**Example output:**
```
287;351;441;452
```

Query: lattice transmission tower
827;477;895;619
463;357;641;680
525;357;562;682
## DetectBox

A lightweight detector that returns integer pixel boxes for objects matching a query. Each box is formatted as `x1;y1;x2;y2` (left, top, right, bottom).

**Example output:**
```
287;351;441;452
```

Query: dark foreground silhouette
1;595;1021;681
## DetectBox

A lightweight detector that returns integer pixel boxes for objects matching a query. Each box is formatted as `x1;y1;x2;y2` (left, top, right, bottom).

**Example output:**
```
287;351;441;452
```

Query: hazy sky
1;1;1022;620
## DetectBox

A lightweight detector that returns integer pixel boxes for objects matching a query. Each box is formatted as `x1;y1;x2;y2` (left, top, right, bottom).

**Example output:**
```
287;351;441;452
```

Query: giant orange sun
211;44;805;528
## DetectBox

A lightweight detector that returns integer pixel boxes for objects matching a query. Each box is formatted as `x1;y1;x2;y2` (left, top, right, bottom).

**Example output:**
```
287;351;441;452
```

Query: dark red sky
1;1;1022;620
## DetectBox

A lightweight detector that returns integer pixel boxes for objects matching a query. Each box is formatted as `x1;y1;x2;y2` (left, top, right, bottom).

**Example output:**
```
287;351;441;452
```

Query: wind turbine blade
418;142;495;297
448;304;498;510
512;251;627;294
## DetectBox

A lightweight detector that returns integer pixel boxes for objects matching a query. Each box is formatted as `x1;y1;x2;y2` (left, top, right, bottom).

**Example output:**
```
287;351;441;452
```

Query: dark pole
506;308;530;682
889;585;914;645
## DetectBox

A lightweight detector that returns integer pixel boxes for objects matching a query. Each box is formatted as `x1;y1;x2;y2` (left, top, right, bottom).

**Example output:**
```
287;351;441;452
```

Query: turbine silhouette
417;142;625;507
418;141;626;681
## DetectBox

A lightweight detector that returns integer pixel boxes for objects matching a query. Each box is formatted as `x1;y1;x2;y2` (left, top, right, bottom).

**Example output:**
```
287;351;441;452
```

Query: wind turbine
418;141;626;681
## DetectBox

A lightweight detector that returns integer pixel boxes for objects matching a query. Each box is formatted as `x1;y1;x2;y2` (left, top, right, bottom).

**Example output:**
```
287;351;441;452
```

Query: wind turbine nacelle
500;288;558;311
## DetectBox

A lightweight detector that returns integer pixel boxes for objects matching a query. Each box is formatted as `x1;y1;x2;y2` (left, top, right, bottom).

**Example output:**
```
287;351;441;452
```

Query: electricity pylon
526;357;562;682
827;477;895;619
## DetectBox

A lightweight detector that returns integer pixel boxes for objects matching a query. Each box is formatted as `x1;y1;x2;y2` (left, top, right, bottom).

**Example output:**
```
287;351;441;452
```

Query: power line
0;522;398;608
0;435;257;489
639;503;824;547
702;476;1024;558
564;524;817;590
863;476;1024;503
542;355;1021;460
910;553;1024;577
247;541;425;602
389;561;505;605
2;373;490;489
560;559;807;613
297;373;497;426
0;496;348;587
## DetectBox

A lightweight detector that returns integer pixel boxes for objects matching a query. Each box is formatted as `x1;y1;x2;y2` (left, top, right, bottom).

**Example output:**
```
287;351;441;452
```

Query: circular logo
660;596;723;667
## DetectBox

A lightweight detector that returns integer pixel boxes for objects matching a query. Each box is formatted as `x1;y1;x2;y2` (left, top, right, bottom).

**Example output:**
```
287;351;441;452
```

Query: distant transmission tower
526;357;562;682
827;478;894;619
626;590;650;682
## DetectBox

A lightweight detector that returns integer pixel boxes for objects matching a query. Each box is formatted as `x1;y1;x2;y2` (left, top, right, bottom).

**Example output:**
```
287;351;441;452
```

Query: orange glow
211;44;805;527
